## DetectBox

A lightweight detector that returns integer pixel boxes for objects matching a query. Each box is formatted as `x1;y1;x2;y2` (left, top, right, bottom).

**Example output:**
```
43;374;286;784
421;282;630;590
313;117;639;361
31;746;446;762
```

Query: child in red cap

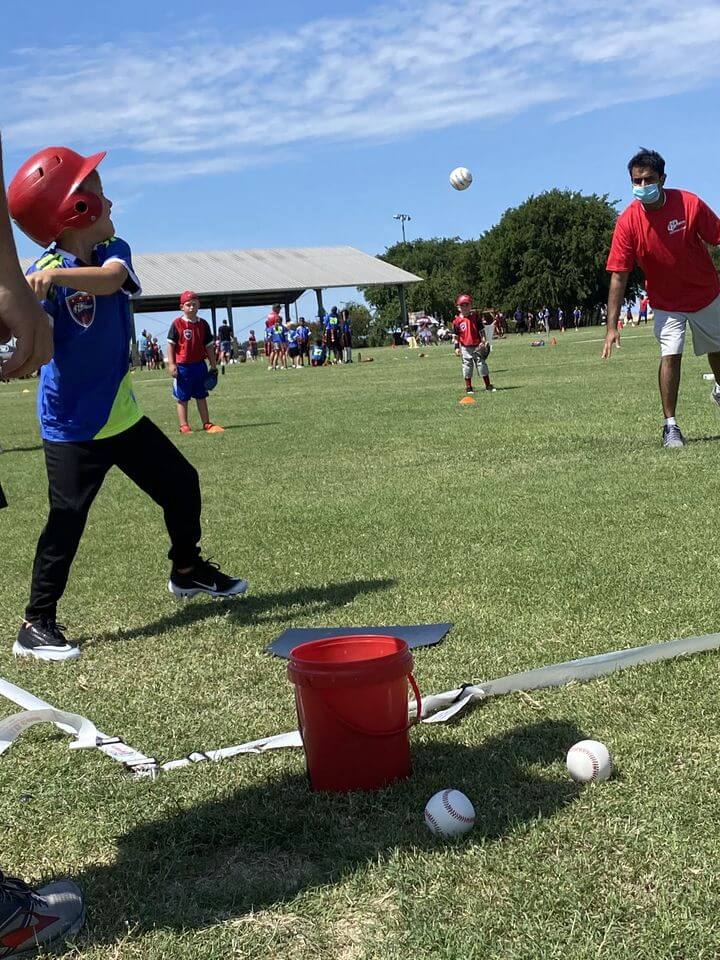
167;291;223;434
7;146;247;662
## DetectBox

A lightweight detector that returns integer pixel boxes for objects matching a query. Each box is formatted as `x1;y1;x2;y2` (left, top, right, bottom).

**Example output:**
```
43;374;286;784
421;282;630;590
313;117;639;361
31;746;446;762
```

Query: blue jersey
271;322;286;344
296;324;310;342
138;334;148;352
287;328;298;346
29;237;142;442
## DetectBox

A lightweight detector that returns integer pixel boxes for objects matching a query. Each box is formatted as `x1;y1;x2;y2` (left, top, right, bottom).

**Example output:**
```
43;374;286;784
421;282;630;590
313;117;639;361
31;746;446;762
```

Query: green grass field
3;326;720;960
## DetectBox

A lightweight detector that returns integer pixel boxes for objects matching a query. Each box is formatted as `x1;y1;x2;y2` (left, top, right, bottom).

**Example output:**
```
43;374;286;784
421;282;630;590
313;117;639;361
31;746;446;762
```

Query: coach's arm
0;134;54;378
602;270;629;359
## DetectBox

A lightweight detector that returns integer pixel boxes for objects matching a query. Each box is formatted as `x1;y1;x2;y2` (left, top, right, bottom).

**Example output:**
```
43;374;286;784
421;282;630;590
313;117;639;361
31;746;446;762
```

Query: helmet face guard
8;147;106;246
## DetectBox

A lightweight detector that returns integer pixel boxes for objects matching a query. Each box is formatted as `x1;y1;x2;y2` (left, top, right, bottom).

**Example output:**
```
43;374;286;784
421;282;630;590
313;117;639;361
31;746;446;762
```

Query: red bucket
288;635;421;792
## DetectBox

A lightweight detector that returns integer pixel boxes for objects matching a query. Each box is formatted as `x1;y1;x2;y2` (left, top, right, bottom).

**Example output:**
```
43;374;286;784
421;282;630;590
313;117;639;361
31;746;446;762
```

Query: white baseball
449;166;473;191
566;739;613;783
424;789;475;837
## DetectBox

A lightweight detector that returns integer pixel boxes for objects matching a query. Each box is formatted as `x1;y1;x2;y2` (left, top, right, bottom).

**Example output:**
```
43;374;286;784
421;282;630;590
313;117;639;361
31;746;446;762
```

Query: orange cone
459;395;476;405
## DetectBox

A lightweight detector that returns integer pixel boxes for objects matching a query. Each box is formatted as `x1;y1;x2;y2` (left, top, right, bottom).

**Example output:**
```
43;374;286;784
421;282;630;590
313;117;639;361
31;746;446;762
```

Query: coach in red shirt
603;148;720;448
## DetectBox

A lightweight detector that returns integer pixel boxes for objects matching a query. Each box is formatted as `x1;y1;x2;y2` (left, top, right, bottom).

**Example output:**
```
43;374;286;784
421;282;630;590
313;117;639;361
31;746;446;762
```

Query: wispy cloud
3;0;720;183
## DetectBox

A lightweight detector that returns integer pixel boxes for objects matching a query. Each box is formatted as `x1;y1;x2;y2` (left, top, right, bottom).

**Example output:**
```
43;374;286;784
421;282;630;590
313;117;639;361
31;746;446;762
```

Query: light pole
393;213;411;244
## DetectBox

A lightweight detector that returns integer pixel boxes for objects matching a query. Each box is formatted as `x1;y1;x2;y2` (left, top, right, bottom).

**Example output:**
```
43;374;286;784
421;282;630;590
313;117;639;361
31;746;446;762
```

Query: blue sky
4;0;720;338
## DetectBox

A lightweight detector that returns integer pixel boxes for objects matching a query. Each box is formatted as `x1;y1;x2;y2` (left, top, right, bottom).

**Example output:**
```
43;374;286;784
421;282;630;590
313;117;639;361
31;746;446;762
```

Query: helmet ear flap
55;191;103;235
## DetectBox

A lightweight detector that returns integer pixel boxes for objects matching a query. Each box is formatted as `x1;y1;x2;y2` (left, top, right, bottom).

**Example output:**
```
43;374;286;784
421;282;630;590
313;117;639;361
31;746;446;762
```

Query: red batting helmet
7;146;107;246
456;294;473;306
180;290;199;306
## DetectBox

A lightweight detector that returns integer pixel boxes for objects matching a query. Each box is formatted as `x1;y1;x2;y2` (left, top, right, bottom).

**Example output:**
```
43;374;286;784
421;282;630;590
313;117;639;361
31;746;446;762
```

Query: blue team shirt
287;328;298;346
271;323;287;344
29;237;142;442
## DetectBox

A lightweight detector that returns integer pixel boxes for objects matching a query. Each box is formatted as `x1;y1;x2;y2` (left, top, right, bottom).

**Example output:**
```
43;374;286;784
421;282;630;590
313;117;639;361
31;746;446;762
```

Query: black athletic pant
26;417;201;621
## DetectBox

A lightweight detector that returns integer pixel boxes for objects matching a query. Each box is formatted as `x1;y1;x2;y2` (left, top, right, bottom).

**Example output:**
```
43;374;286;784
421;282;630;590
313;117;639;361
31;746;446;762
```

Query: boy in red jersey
167;291;223;434
603;148;720;448
452;294;496;394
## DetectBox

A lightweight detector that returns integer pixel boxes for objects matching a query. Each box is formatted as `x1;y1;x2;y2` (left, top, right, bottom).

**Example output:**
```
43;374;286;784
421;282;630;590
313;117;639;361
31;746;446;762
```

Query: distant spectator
138;328;149;369
217;320;233;366
325;306;342;362
311;339;326;366
573;306;582;330
340;308;353;363
269;314;287;370
287;322;301;369
296;317;311;365
265;304;281;363
248;329;258;360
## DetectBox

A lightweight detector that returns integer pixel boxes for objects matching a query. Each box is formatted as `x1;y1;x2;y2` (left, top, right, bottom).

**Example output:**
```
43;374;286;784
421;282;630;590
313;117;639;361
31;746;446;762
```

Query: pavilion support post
211;304;217;337
226;299;234;333
284;302;291;325
128;300;137;346
315;288;325;322
398;284;408;328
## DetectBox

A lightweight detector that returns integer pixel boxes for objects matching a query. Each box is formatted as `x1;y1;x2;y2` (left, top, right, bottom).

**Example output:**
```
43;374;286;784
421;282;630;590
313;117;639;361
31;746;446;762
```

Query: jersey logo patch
668;218;686;235
66;292;96;328
183;329;193;340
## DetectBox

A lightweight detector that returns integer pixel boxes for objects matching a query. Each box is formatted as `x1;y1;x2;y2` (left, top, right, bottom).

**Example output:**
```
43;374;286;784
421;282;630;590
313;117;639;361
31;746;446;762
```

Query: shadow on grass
1;443;43;453
80;578;396;646
685;434;720;445
75;719;584;945
218;422;282;431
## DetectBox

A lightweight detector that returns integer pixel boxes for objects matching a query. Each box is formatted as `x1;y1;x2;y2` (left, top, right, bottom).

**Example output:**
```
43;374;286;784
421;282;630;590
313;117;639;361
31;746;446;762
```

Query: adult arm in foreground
602;270;629;359
0;134;54;379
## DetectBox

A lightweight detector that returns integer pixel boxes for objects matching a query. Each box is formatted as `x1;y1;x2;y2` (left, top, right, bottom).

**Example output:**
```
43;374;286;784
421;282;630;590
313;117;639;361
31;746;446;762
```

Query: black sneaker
465;386;474;395
0;871;85;957
662;424;685;448
485;384;497;392
168;559;248;599
13;619;80;662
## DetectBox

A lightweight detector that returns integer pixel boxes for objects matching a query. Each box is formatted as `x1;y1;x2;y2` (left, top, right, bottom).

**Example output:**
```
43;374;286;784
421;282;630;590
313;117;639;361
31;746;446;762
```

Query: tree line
360;189;651;338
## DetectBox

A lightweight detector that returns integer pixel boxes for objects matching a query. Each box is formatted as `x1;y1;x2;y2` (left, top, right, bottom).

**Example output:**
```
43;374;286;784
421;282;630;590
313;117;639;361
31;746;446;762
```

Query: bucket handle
320;673;423;738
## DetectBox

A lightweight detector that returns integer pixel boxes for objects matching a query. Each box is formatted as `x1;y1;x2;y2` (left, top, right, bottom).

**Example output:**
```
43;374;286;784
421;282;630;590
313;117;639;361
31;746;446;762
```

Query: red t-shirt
452;311;484;347
167;316;213;364
607;189;720;312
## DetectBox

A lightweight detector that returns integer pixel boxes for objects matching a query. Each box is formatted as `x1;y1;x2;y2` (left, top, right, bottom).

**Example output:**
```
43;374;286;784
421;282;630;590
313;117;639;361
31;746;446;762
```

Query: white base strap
2;629;720;778
413;629;720;721
0;676;157;773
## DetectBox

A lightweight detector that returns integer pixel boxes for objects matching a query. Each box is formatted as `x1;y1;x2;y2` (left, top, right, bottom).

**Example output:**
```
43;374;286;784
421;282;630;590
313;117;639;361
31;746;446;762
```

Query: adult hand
0;283;54;379
602;329;621;359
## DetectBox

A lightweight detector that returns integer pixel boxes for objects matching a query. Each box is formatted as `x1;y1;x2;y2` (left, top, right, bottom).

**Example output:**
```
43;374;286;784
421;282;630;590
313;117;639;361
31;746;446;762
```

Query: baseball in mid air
449;166;473;191
424;789;476;838
566;740;613;783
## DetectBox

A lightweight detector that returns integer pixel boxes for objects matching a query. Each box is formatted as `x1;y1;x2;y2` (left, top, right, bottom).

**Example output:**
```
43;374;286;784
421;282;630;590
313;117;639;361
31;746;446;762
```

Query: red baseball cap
180;290;199;306
456;294;472;306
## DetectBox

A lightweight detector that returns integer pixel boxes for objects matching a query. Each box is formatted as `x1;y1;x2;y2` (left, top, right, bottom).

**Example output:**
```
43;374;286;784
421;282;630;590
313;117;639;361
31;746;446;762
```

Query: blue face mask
633;182;661;204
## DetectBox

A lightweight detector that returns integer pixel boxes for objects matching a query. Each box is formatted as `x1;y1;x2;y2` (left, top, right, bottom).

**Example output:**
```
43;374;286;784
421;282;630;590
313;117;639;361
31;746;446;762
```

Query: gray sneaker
0;872;85;956
662;424;685;448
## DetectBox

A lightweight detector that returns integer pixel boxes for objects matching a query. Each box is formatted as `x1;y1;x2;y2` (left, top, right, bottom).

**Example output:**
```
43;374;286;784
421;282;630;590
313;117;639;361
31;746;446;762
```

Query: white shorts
653;294;720;357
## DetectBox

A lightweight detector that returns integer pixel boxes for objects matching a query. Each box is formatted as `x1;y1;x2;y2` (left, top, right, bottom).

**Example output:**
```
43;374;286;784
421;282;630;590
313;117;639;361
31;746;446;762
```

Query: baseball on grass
566;739;613;783
424;789;475;837
449;166;473;191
